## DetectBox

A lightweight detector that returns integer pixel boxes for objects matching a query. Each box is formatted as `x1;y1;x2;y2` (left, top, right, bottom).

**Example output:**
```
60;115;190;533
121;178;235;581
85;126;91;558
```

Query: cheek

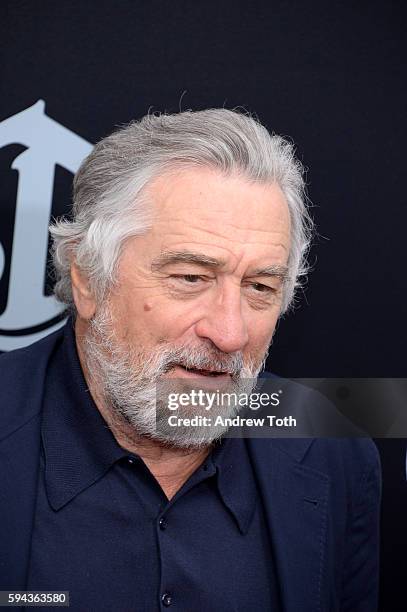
247;312;279;351
138;301;195;343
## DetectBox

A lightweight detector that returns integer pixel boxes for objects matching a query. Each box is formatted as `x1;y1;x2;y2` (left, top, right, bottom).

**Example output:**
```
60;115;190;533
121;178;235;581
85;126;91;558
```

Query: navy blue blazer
0;326;381;611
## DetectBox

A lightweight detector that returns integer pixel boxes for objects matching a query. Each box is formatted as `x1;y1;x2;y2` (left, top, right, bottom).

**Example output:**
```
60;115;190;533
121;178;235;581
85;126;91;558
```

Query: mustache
88;308;265;379
157;344;250;377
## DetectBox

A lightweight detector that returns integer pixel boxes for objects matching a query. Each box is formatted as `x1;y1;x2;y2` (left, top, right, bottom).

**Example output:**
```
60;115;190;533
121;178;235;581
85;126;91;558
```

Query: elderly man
0;109;380;611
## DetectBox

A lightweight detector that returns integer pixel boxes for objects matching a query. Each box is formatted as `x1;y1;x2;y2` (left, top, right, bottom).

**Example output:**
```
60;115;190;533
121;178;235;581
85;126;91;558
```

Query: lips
178;365;227;377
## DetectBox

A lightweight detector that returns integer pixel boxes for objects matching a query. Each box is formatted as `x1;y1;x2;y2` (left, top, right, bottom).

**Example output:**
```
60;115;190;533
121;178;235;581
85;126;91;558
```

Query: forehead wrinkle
154;239;282;268
154;224;289;252
155;216;289;237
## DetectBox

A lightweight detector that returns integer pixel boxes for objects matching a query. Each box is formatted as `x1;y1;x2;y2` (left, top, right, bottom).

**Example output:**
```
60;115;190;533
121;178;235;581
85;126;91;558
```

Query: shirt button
161;593;172;607
158;516;167;530
128;457;135;464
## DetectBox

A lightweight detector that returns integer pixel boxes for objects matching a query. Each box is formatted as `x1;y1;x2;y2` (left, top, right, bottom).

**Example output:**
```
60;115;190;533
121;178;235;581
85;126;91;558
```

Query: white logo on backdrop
0;100;93;351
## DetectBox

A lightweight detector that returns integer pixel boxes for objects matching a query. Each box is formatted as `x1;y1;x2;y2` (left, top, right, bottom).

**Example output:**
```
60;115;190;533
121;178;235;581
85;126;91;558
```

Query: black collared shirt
27;321;280;611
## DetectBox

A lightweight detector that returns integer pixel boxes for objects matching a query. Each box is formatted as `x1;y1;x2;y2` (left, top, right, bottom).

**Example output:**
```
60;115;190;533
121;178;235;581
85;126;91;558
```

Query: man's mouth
175;364;231;378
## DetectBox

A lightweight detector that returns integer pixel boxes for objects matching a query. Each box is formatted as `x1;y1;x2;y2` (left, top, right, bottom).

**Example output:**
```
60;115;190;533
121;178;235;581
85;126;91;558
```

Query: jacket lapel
0;415;41;590
0;328;61;590
247;438;330;612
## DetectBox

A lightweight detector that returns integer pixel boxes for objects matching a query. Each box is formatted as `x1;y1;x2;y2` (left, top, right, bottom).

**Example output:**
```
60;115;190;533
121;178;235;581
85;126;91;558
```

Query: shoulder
304;437;381;502
0;325;65;441
306;436;380;472
256;436;380;486
258;371;381;475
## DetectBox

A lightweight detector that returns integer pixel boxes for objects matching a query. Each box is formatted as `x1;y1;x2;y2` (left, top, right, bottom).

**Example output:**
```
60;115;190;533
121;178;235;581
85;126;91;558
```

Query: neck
74;317;211;499
92;394;211;500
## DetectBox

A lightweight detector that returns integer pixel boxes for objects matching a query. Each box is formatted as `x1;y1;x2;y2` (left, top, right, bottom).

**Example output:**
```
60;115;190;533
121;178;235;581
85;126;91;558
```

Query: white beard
82;304;269;449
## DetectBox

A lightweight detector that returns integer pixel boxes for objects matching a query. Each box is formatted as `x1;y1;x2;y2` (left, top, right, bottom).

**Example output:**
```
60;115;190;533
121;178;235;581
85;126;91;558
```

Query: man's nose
194;286;249;354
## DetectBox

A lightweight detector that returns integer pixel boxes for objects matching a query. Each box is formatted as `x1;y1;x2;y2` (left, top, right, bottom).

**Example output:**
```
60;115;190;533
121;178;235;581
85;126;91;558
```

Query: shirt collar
42;319;128;511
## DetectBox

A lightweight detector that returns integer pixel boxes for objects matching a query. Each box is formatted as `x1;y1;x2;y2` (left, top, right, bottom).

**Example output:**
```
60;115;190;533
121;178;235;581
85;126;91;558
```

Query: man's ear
70;263;96;319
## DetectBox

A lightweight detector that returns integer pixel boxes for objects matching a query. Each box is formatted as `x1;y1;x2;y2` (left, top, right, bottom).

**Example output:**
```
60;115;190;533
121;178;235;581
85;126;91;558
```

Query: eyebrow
251;264;290;281
151;250;225;271
151;250;290;281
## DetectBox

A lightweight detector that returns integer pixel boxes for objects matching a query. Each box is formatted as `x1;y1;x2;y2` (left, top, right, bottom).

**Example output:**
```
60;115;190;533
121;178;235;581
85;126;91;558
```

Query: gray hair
50;108;313;313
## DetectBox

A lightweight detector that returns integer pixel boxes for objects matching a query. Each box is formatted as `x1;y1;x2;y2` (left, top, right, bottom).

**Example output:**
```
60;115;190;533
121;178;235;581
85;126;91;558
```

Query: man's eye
171;274;203;283
251;283;275;293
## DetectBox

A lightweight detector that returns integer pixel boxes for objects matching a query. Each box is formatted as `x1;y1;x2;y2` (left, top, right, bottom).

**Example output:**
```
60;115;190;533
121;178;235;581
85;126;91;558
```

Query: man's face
80;167;291;447
108;167;291;373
